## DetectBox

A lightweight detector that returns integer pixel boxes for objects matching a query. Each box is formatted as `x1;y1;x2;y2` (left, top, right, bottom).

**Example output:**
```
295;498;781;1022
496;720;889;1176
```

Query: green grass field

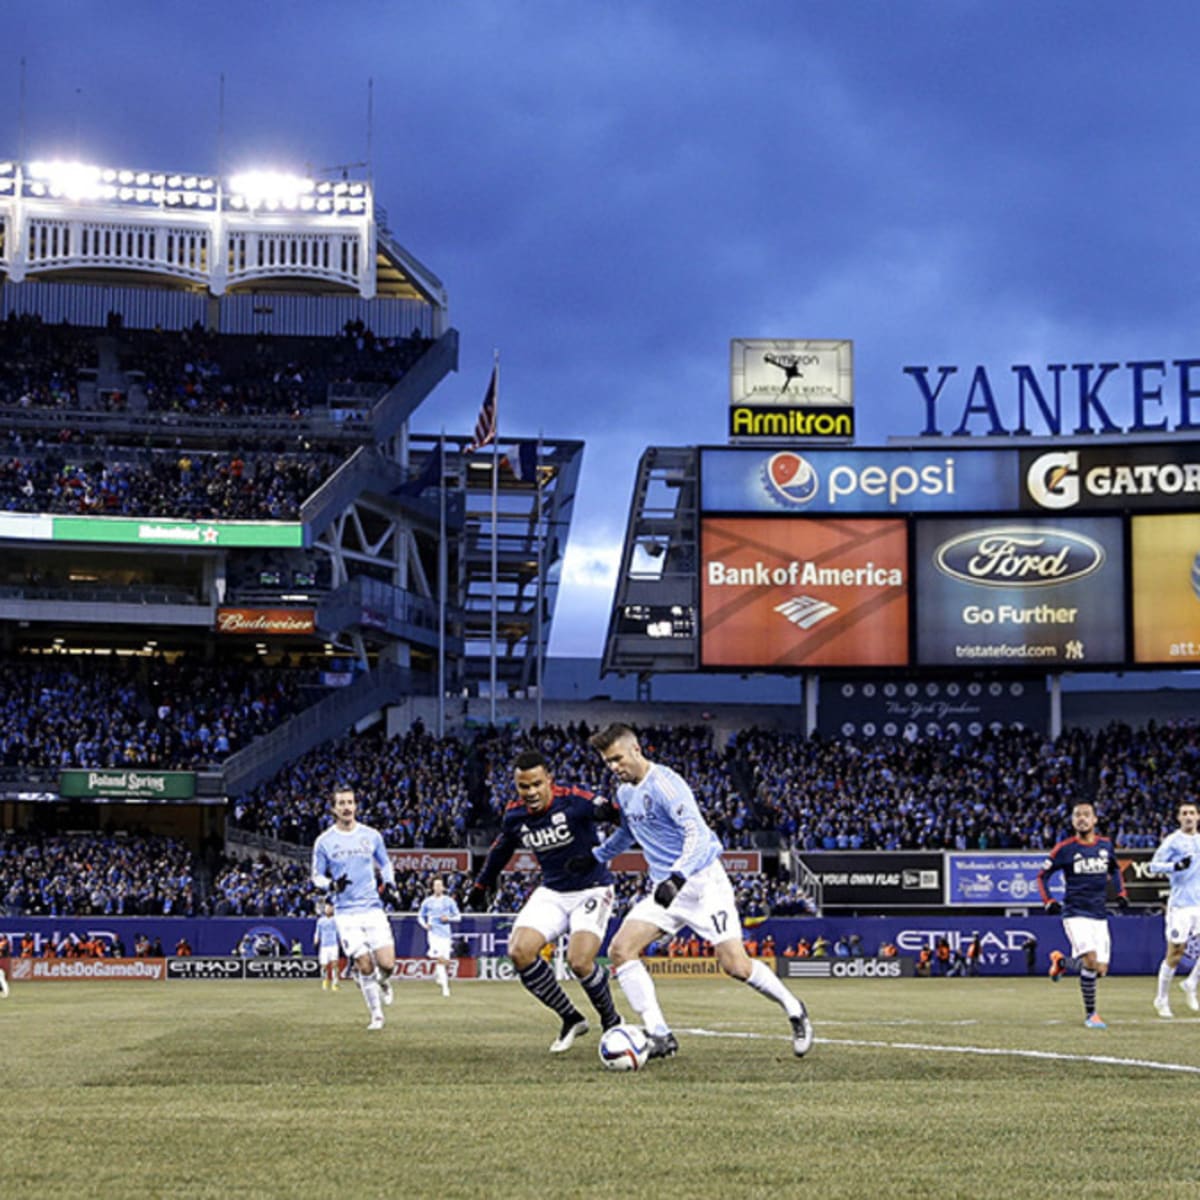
3;974;1199;1198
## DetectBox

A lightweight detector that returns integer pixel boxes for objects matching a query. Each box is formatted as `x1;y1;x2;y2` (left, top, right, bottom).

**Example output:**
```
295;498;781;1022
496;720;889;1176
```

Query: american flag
467;366;498;453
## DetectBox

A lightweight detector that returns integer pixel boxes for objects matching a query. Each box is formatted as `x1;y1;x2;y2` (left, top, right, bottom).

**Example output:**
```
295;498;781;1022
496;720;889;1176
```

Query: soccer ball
598;1024;650;1071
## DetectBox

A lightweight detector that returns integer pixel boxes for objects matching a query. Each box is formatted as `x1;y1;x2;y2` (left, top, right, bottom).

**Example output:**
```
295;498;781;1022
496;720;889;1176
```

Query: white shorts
334;907;394;960
513;884;616;944
626;859;743;946
1063;916;1111;965
318;945;340;967
1165;904;1200;946
426;932;453;960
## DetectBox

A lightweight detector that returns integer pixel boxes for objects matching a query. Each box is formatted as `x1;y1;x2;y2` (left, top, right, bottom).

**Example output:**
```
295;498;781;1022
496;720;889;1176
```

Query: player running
417;878;461;998
313;899;341;992
588;723;813;1060
465;749;623;1053
1037;799;1128;1029
1147;799;1200;1017
311;787;402;1030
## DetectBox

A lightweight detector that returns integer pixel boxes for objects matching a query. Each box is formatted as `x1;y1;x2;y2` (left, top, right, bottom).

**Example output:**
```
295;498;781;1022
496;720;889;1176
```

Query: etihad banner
1022;444;1200;512
1130;514;1200;664
59;769;196;800
701;516;908;667
216;608;316;635
701;447;1015;513
914;516;1125;667
818;677;1048;740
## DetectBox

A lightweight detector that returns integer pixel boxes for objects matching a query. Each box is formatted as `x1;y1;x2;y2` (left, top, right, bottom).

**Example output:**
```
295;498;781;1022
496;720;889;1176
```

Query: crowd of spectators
0;313;96;409
0;654;318;770
0;442;340;521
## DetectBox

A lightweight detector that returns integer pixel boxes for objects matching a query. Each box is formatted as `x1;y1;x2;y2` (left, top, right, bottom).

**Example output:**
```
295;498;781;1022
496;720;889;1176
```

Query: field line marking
678;1026;1200;1075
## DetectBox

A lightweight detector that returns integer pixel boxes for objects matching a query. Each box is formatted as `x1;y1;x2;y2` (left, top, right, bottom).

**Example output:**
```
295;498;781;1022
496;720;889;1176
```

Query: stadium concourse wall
0;914;1178;977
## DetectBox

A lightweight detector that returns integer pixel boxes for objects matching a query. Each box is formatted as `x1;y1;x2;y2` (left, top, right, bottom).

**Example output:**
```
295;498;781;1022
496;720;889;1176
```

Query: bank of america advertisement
1131;513;1200;664
914;517;1125;666
701;447;1016;513
701;517;908;668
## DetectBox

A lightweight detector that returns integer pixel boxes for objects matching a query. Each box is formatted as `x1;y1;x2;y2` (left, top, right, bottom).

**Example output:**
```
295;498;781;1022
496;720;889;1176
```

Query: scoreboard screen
1131;514;1200;664
700;516;908;668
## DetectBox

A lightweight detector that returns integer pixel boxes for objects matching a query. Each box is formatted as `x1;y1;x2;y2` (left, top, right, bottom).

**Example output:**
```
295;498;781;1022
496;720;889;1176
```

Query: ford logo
761;452;818;508
934;526;1105;588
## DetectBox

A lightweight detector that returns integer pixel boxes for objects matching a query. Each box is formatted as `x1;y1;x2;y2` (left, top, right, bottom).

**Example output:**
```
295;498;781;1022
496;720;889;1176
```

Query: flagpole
535;431;544;730
437;429;446;738
490;351;499;726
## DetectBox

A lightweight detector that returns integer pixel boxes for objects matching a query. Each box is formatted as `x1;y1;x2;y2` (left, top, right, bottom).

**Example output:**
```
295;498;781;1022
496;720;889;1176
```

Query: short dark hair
514;749;549;773
590;723;636;752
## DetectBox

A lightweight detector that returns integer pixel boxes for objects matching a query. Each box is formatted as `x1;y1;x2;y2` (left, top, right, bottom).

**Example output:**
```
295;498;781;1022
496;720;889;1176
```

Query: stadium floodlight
27;160;106;201
227;170;315;212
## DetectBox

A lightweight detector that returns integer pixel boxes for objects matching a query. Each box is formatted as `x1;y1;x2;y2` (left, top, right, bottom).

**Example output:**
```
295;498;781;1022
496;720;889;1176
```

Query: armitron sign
216;608;316;635
729;339;854;444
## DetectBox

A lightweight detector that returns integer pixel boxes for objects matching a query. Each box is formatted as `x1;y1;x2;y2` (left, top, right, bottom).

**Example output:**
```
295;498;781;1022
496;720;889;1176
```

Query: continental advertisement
1131;513;1200;664
701;516;908;668
644;957;775;978
914;516;1125;667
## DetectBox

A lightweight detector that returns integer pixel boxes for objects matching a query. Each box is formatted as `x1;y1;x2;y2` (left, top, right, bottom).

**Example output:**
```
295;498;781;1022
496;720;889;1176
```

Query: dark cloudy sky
9;2;1200;654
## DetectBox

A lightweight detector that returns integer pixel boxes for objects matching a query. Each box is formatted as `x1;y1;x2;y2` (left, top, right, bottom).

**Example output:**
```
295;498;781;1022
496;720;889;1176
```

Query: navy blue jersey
474;784;615;892
1037;835;1125;919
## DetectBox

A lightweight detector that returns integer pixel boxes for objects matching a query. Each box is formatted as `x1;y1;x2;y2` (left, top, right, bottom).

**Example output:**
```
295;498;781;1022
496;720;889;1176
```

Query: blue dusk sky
8;2;1200;654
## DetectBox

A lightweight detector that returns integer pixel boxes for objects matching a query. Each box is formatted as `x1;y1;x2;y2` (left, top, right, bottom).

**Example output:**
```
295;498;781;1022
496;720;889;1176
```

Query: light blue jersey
418;894;461;936
311;822;394;914
594;761;722;882
1148;829;1200;907
315;915;339;949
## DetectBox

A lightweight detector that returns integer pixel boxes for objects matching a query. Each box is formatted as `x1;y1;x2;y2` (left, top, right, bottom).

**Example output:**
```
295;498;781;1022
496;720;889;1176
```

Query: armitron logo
934;527;1105;588
774;596;839;629
760;452;819;509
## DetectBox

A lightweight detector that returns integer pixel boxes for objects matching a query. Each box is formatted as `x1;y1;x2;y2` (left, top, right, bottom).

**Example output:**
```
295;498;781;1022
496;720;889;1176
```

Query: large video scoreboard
698;443;1200;670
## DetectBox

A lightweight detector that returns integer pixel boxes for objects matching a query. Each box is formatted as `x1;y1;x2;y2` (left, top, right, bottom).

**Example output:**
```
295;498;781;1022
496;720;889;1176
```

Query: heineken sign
59;770;197;799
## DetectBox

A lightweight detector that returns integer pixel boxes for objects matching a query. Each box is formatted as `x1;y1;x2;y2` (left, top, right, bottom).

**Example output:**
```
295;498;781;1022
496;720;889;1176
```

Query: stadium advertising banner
796;852;943;908
701;516;908;668
8;957;167;982
1130;514;1200;664
59;769;196;800
946;853;1065;906
913;516;1125;667
389;850;471;872
504;850;761;873
1021;443;1200;512
216;608;317;635
0;514;307;547
700;447;1016;514
779;956;915;980
818;678;1048;740
728;339;854;443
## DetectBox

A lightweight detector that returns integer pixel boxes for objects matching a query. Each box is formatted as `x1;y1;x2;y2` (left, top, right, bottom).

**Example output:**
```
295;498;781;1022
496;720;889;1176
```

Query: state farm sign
216;608;316;635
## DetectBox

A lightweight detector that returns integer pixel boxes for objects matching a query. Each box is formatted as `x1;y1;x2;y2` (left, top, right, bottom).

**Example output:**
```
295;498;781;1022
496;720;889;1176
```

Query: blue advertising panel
946;852;1065;907
914;515;1126;667
701;447;1018;514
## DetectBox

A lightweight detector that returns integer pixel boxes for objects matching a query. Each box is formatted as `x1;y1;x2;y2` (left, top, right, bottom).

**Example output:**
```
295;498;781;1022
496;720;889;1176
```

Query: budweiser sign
216;608;316;635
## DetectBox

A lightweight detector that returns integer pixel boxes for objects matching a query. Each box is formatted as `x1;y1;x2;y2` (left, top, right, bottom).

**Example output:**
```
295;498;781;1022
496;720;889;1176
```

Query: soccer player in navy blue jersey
1037;799;1128;1029
466;750;623;1053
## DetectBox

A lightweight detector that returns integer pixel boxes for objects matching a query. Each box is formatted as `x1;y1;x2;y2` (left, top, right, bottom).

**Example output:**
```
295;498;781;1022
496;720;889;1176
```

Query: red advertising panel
701;517;909;667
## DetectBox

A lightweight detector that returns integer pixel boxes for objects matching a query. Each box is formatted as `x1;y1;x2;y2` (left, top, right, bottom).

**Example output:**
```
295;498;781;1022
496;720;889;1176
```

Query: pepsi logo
761;452;818;509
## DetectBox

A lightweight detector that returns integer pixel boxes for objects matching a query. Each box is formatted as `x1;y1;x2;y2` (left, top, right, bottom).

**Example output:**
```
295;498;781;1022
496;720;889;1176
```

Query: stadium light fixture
27;160;106;201
227;170;315;212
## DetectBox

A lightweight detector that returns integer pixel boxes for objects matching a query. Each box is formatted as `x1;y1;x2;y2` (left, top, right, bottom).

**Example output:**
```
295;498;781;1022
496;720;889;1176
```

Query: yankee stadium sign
906;359;1200;437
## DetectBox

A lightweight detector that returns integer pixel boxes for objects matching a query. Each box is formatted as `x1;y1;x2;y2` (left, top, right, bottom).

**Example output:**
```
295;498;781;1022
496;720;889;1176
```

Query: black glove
1176;856;1193;872
328;874;350;895
566;854;597;875
464;884;490;913
380;883;402;910
1043;899;1062;915
593;797;621;824
653;872;687;908
1115;894;1130;910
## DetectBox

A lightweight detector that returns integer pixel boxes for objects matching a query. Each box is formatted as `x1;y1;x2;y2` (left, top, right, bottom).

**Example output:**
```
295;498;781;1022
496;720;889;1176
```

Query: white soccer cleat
1154;996;1174;1019
441;987;451;998
549;1015;589;1053
1180;981;1200;1012
379;978;394;1007
367;1014;385;1031
790;1004;814;1057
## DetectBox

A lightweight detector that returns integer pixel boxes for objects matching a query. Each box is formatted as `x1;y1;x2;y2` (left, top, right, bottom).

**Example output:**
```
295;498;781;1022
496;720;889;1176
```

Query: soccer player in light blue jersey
417;877;461;997
1148;800;1200;1017
589;723;813;1060
313;900;342;992
311;788;401;1030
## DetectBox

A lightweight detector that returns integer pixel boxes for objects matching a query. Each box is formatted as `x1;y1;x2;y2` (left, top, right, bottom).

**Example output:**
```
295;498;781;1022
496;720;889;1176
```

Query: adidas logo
774;596;838;629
